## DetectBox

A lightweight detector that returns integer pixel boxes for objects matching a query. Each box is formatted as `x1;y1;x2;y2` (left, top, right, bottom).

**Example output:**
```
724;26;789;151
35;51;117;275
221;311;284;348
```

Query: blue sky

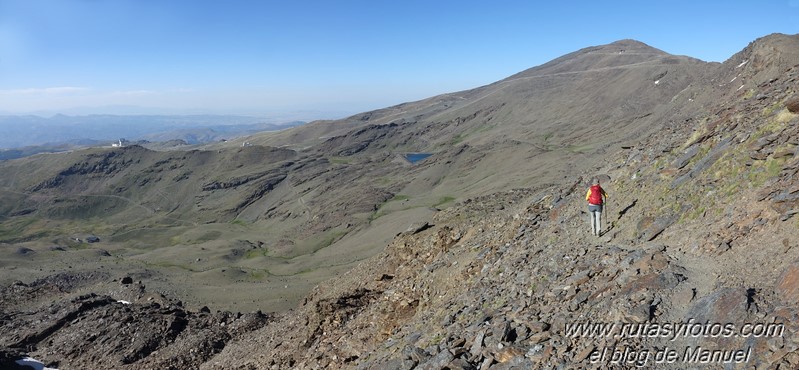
0;0;797;118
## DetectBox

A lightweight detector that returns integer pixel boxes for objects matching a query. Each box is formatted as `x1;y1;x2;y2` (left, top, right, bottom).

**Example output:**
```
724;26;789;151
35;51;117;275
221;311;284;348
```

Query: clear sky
1;0;797;118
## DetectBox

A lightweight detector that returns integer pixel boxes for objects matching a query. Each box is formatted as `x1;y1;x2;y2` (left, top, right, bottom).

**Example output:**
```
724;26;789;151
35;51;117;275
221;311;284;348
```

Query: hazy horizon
0;105;355;122
0;114;313;150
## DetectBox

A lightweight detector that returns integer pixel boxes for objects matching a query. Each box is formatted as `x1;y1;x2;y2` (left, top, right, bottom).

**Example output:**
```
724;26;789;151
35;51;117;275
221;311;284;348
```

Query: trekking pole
603;198;608;235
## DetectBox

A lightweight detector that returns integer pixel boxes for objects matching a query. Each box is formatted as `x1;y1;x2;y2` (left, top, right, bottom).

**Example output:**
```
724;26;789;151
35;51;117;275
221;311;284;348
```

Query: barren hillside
1;33;798;369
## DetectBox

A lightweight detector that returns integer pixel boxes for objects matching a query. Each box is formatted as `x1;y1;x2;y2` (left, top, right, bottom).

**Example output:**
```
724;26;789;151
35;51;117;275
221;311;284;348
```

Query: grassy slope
0;38;734;313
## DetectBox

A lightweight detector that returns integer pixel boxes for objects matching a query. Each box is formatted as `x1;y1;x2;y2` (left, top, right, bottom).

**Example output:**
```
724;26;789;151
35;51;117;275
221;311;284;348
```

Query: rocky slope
1;33;799;369
204;34;799;369
0;34;717;313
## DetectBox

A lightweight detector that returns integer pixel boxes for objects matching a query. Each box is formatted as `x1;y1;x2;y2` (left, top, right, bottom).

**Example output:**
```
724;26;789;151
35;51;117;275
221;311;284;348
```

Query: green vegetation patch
45;196;129;220
316;230;347;252
681;119;709;149
390;194;410;202
744;157;785;189
0;216;39;241
754;120;786;139
146;260;196;272
244;248;269;259
0;216;81;243
246;269;270;280
229;219;248;226
567;143;595;154
762;101;783;117
368;194;413;222
776;109;797;123
681;204;707;223
449;124;495;146
450;133;466;146
434;196;456;208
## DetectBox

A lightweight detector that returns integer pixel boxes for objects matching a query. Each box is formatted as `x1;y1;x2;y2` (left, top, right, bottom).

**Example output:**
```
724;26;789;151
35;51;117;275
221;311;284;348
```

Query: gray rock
470;330;486;357
14;247;34;255
672;144;700;169
782;209;799;221
417;349;454;370
638;213;679;241
773;192;799;203
406;332;422;344
672;137;732;188
402;345;429;363
407;222;433;234
489;356;534;369
377;358;418;370
447;357;477;370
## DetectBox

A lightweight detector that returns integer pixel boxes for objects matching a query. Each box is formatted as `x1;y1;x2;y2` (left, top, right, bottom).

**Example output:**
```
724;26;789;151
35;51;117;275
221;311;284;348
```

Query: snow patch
654;80;660;85
736;60;748;68
16;357;59;370
118;300;131;304
730;76;737;83
737;84;745;91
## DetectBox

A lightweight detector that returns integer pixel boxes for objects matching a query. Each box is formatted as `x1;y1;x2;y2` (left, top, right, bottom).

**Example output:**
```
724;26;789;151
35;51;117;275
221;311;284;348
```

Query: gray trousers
588;204;602;236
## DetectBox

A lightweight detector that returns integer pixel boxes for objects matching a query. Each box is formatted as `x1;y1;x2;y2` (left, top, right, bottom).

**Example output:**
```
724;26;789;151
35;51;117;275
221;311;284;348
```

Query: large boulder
786;95;799;113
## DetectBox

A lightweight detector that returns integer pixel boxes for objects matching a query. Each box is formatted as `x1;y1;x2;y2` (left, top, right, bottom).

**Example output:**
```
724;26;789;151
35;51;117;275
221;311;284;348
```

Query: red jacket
586;185;607;205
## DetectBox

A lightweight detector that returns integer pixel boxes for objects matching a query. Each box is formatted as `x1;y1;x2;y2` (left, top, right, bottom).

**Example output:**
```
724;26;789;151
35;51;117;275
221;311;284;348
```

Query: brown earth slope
0;36;714;313
1;33;799;369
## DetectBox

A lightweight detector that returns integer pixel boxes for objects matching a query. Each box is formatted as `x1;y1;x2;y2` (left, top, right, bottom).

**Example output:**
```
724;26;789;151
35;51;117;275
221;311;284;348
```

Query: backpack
588;185;604;205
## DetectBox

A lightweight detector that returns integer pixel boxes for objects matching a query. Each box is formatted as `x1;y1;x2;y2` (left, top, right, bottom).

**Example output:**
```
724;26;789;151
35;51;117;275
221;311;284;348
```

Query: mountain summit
2;34;799;369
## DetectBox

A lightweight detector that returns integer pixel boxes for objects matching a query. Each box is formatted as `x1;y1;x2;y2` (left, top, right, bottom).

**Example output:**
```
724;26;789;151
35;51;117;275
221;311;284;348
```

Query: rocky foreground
0;188;696;369
3;176;799;369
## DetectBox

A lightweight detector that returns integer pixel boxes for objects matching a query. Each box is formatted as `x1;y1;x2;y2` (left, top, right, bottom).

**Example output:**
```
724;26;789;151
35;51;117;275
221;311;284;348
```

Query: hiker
586;179;608;236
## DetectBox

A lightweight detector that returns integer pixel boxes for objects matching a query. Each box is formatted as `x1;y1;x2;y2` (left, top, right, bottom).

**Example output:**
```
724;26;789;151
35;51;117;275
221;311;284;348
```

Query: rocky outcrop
30;148;145;191
0;275;271;369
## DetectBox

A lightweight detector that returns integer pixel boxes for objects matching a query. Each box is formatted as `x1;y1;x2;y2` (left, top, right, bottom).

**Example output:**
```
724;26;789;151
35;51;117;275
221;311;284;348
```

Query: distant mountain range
0;114;305;150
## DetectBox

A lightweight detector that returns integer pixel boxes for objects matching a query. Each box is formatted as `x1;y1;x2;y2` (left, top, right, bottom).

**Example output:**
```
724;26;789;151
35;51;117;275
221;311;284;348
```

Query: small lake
405;153;432;164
